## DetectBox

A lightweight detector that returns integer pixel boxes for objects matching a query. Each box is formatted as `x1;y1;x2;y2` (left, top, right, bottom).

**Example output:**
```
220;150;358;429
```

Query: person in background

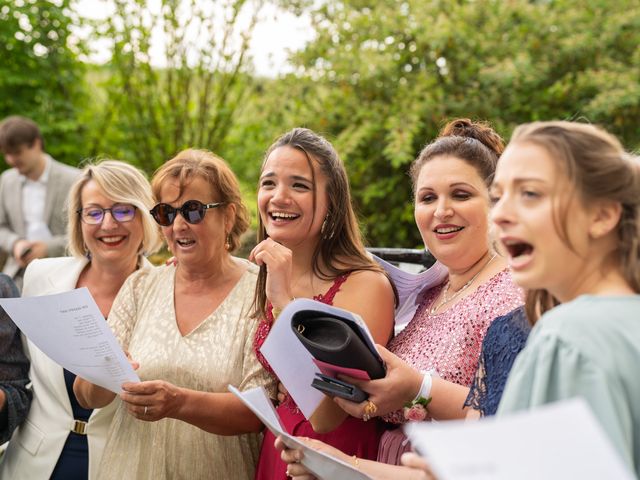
0;273;30;445
75;149;275;480
0;116;79;288
250;128;395;479
0;160;162;480
494;121;640;476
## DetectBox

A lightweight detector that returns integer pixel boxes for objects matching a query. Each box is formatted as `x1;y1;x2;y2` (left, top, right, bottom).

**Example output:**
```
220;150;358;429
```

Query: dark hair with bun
410;118;505;190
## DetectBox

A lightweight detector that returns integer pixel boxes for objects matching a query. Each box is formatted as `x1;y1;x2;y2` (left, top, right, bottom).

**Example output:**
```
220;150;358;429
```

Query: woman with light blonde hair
1;159;161;480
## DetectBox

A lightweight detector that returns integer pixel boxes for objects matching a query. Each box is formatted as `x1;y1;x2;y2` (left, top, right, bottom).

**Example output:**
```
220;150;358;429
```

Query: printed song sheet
0;287;139;393
404;399;635;480
229;385;371;480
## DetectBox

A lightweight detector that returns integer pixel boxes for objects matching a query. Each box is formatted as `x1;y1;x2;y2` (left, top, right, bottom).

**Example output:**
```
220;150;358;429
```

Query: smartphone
311;373;368;403
19;246;33;259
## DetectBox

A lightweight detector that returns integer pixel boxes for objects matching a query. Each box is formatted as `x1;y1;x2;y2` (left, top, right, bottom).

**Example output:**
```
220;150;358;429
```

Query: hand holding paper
229;385;372;480
0;287;139;393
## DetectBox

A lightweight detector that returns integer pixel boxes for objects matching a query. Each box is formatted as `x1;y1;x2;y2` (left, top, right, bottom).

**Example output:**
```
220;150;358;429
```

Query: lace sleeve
464;307;530;417
464;346;488;416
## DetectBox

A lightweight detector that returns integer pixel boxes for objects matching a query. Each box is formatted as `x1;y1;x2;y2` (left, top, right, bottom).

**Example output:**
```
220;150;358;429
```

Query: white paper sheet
0;287;139;393
229;385;372;480
404;399;635;480
373;255;447;334
259;298;378;419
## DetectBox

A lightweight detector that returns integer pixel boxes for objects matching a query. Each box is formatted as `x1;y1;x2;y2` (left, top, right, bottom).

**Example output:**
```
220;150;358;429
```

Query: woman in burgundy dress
250;128;396;479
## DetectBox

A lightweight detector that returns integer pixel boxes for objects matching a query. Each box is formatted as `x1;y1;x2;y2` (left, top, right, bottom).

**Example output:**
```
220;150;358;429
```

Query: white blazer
0;256;148;480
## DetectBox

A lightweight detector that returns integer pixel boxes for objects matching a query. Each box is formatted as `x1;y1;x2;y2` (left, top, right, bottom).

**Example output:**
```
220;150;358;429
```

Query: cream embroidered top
97;260;274;480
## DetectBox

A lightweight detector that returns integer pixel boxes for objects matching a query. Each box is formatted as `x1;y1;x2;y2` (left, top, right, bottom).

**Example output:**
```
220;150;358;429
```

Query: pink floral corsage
403;396;431;421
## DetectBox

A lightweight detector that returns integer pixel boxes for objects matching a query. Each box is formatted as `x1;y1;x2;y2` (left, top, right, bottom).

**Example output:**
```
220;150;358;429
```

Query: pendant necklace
429;253;497;315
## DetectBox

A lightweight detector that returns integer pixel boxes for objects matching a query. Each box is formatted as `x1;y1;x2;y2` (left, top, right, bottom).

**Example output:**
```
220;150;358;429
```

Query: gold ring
363;400;377;417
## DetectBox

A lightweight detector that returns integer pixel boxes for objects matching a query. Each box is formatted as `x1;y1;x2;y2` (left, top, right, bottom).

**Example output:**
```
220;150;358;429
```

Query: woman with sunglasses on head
250;128;396;479
492;122;640;476
74;149;275;480
1;160;162;480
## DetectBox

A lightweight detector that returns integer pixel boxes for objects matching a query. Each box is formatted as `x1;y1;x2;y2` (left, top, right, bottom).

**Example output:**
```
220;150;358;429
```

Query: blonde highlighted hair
151;149;249;252
68;160;163;258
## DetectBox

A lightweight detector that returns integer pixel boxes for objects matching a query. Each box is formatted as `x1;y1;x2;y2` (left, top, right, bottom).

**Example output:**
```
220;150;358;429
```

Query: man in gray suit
0;116;79;287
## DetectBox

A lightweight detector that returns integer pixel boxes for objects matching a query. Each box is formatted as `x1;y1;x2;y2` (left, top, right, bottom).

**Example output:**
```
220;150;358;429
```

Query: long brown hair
509;121;640;323
250;128;387;319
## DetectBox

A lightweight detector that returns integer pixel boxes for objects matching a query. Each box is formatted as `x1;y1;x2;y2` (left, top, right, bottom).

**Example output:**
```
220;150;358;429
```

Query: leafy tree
85;0;265;173
0;0;87;167
262;0;640;248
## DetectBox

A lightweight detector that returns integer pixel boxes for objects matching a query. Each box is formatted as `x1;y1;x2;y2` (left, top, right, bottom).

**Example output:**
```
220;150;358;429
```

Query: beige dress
97;260;273;480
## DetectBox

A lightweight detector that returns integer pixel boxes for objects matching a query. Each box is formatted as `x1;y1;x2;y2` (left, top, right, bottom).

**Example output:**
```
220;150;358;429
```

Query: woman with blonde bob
75;149;275;480
1;160;162;480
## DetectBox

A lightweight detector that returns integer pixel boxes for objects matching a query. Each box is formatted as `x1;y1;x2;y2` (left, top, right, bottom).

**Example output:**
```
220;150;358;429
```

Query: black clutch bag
291;310;386;380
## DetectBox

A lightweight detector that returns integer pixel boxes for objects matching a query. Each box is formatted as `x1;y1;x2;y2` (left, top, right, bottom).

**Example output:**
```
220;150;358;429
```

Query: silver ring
144;406;148;415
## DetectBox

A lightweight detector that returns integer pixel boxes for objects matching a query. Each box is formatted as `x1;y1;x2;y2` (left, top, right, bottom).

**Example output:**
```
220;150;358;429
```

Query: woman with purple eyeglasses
74;149;275;480
1;160;163;480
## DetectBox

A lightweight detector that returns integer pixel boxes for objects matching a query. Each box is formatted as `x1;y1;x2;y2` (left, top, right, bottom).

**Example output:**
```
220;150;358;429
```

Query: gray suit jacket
0;156;79;278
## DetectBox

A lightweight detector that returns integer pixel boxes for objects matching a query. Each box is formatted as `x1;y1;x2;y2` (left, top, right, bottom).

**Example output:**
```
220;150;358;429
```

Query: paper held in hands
0;287;139;393
260;298;381;419
229;385;372;480
404;398;635;480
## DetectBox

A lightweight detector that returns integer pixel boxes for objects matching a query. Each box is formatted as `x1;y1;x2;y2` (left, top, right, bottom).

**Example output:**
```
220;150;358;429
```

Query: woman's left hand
120;380;183;422
276;436;350;479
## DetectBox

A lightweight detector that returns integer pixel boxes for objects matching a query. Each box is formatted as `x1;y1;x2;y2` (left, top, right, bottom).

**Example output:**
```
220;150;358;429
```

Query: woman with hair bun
311;119;523;466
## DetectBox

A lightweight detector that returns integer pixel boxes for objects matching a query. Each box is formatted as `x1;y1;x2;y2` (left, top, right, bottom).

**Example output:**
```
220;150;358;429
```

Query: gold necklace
429;253;497;315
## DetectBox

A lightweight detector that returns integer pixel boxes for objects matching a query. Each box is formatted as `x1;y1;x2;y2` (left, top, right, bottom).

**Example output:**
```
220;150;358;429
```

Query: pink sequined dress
378;268;523;464
253;274;384;479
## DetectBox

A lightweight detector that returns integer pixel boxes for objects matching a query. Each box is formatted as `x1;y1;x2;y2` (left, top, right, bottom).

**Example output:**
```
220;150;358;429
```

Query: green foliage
2;0;639;250
258;0;640;248
0;0;88;168
84;0;265;173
